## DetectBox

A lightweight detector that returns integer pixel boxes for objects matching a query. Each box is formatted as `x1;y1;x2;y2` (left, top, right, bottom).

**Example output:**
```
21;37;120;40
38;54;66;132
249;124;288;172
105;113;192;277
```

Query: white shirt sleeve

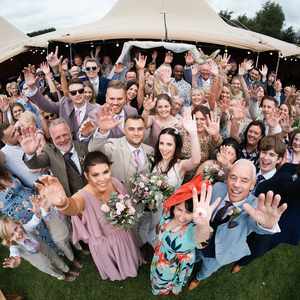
9;245;20;257
23;214;41;232
93;128;111;139
257;222;281;233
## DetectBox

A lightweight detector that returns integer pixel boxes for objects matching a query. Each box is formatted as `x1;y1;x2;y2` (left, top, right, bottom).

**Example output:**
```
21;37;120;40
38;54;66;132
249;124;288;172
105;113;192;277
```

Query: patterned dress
150;212;198;295
0;176;54;247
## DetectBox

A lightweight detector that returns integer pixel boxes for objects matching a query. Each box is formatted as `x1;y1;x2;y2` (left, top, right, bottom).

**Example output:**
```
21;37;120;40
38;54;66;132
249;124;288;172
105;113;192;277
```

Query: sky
0;0;299;34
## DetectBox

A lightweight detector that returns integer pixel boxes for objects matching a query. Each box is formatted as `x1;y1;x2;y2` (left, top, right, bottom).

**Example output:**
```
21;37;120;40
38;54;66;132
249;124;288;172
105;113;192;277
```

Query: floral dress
150;212;198;295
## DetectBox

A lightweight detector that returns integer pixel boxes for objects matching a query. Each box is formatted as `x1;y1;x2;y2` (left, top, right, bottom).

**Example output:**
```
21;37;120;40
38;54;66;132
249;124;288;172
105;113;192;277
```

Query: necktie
256;174;265;185
133;149;142;171
212;201;233;229
75;110;81;126
202;200;233;258
64;152;80;174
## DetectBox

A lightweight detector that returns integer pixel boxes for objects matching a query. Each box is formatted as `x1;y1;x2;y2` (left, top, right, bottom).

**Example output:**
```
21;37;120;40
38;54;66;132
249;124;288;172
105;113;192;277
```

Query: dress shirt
74;103;87;125
89;76;100;96
257;168;276;181
60;146;82;174
213;193;279;233
127;141;146;168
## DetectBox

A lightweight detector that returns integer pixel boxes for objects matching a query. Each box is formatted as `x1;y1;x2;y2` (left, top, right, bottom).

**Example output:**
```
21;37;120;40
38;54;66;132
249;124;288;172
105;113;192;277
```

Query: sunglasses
44;113;56;120
69;88;84;96
85;66;97;72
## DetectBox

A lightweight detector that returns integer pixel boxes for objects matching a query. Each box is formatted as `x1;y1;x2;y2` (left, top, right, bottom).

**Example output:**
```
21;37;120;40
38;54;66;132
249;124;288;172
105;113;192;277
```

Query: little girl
0;211;77;281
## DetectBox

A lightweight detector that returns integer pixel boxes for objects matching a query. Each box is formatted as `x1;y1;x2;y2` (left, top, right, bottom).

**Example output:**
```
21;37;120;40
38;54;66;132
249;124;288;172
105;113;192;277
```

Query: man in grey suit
23;68;99;140
89;115;153;188
80;80;138;141
20;118;87;196
89;115;155;253
189;159;287;290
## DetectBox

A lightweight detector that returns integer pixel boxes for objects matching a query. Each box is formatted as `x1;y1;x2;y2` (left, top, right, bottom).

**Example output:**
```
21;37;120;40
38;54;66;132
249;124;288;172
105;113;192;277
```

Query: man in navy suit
189;159;287;290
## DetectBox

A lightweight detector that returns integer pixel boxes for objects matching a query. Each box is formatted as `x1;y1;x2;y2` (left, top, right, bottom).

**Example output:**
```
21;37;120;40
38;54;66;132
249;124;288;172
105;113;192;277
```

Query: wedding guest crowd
0;44;299;295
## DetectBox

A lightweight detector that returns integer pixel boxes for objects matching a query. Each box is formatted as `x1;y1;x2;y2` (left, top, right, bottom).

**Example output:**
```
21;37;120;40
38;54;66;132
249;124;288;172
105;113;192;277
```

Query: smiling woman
36;151;143;281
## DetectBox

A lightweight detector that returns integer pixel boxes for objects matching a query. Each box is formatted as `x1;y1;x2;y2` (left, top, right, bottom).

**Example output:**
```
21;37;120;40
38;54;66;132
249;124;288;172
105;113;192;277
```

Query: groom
189;159;287;290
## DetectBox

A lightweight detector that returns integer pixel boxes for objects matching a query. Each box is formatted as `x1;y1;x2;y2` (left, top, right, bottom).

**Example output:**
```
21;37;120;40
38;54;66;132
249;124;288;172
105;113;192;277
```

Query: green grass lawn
1;244;300;300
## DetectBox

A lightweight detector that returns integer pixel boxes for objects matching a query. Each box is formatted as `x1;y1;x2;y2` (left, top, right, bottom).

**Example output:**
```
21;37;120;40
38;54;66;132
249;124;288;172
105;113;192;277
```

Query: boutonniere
227;207;241;229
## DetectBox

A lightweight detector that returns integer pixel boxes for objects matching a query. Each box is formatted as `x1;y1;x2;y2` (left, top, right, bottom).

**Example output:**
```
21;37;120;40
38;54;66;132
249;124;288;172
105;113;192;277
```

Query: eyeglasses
44;113;56;120
85;66;97;72
69;88;84;96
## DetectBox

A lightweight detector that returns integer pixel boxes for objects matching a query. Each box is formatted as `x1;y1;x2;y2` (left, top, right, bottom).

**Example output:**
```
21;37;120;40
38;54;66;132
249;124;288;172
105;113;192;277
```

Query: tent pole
69;43;73;64
255;52;260;67
163;12;168;41
275;52;281;80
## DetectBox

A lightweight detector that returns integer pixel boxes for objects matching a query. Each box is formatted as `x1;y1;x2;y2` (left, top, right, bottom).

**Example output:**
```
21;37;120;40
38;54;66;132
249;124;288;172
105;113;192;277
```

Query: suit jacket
206;182;279;266
29;91;99;140
88;136;154;188
24;141;88;196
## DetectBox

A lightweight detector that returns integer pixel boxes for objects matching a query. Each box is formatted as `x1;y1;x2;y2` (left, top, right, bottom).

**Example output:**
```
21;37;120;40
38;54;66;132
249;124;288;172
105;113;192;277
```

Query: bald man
189;159;287;289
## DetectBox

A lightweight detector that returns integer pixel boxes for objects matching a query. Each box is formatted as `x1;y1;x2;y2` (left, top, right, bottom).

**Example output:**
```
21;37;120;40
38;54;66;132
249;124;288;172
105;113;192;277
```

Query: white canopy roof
1;0;300;63
28;0;300;57
0;17;31;63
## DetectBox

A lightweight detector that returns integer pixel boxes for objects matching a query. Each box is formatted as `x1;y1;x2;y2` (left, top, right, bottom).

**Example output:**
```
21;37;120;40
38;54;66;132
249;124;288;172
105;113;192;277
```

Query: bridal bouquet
129;173;174;211
100;193;142;230
202;164;226;184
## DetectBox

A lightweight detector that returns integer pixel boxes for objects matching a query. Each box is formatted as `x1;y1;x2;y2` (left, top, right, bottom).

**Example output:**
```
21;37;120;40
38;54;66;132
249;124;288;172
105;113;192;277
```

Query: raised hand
152;50;158;62
217;145;234;169
243;59;254;72
259;64;268;78
230;101;246;121
185;51;194;66
164;51;173;64
19;127;40;155
143;94;157;112
79;119;96;137
203;111;220;137
191;64;199;77
182;107;197;136
39;62;51;76
265;108;281;129
3;256;21;269
209;61;219;77
23;65;37;88
35;175;67;207
29;195;42;217
219;53;231;71
96;104;121;133
192;183;221;225
279;114;292;133
0;95;10;112
134;53;147;70
46;46;63;69
243;191;287;229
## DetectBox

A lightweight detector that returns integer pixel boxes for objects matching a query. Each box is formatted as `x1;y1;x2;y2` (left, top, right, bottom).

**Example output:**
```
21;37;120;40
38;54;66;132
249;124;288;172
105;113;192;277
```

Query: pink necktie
133;149;142;171
75;110;81;125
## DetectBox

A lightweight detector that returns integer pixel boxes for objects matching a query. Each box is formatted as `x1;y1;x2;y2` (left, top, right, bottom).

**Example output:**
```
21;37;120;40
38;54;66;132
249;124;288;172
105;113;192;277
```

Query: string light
269;52;273;55
247;51;251;55
116;42;119;47
65;44;69;48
